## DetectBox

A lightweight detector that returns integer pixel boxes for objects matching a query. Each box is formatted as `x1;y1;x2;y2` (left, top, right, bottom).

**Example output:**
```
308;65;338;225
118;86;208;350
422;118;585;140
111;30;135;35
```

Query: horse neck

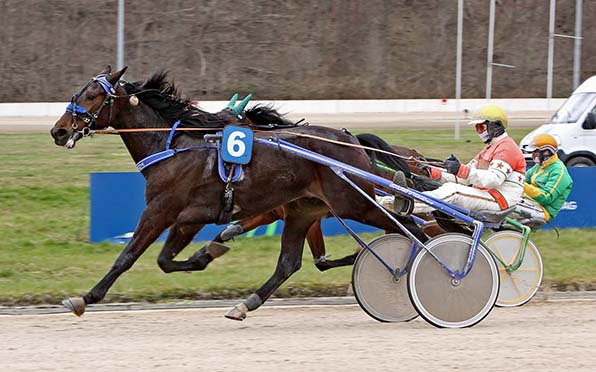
111;102;172;165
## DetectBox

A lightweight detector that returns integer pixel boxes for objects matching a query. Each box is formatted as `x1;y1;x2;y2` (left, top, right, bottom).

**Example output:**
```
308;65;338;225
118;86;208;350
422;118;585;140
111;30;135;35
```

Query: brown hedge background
1;0;595;102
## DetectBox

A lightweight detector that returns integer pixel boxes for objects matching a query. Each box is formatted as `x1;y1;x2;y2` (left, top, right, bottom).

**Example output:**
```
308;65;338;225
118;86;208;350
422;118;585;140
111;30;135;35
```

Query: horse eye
86;94;96;101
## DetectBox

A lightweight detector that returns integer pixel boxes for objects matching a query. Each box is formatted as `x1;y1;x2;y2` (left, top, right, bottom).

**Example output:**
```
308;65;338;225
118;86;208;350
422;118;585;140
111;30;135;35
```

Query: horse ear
108;66;128;85
101;65;112;74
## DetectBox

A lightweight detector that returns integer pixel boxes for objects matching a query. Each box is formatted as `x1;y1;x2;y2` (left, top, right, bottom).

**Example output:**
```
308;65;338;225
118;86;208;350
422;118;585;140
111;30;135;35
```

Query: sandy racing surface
2;296;595;372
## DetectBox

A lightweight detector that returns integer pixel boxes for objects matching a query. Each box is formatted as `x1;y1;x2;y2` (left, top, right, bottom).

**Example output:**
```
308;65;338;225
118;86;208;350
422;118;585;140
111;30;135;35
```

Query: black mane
123;71;227;128
244;105;297;128
122;71;303;131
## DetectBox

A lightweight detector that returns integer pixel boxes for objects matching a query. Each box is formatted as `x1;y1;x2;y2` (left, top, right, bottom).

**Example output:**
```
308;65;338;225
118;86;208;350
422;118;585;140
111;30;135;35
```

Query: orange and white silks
414;134;526;214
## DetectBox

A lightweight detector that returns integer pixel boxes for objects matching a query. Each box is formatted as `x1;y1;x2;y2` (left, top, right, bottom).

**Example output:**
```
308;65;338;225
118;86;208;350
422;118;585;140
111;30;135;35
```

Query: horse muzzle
50;127;81;148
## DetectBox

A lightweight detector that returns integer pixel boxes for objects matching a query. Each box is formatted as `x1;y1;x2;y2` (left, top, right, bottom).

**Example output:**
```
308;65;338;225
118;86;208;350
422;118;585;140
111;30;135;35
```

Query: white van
520;76;596;167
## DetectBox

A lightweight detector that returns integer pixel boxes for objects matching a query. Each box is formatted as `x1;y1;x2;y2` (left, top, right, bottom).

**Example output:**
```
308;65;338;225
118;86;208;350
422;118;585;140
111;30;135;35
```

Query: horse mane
123;71;226;129
244;105;297;128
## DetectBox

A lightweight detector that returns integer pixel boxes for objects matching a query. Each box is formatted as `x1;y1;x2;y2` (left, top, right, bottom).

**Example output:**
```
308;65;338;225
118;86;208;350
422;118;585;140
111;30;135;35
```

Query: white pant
513;197;547;223
412;182;502;214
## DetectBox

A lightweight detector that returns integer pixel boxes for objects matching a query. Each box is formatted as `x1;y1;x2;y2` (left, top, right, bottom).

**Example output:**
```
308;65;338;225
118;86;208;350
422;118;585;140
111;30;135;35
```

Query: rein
62;72;441;170
270;130;444;166
87;126;443;167
93;127;224;134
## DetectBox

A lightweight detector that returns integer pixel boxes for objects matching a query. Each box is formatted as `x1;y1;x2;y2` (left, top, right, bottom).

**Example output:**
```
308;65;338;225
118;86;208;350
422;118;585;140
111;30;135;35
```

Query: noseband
65;74;117;138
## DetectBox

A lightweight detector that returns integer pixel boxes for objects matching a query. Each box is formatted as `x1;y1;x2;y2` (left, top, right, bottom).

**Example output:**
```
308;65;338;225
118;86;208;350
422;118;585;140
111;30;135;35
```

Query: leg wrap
313;255;328;265
220;224;244;242
244;293;262;311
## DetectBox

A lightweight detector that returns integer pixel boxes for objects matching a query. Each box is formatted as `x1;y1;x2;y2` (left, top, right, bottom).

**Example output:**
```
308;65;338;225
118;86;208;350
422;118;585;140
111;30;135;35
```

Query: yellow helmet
468;104;509;128
528;133;558;153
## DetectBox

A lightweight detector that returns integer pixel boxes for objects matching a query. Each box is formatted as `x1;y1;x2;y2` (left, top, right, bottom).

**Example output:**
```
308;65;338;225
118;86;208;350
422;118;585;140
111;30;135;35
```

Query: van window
550;92;596;124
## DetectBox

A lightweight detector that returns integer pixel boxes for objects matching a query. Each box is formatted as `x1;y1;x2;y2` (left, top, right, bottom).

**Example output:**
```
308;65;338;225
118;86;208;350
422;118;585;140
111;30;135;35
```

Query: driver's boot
391;171;414;215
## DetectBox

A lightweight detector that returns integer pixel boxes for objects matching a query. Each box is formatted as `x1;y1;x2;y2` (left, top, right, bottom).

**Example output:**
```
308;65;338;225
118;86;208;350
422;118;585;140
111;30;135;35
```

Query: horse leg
62;203;173;316
213;209;284;244
307;220;358;271
225;205;322;321
315;251;359;271
156;222;209;273
186;209;285;269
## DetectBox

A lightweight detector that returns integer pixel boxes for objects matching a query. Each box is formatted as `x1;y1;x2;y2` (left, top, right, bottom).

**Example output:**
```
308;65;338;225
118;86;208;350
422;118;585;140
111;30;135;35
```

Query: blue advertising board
89;172;379;243
89;168;596;243
545;167;596;229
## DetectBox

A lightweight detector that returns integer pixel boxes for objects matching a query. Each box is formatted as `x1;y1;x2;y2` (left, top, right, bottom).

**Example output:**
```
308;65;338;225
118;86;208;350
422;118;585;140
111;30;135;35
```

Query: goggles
527;144;557;154
474;121;488;134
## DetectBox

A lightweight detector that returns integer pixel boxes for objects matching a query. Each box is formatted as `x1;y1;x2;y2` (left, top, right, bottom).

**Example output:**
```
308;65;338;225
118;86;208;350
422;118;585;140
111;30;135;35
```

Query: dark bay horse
50;66;428;320
205;133;445;273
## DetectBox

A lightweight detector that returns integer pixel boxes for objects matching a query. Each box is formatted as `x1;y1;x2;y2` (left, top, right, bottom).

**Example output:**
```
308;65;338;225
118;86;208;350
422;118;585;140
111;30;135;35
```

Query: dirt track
2;298;595;372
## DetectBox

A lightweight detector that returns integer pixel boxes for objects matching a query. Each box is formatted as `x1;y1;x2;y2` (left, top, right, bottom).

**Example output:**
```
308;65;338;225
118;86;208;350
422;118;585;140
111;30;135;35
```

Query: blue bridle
65;74;117;137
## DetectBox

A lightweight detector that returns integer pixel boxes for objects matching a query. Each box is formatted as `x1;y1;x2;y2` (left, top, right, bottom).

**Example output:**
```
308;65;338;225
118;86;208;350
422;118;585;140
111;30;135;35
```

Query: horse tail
356;133;412;179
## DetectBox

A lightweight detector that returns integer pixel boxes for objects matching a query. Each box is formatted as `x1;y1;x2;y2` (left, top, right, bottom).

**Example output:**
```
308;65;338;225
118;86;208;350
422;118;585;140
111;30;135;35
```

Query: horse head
51;65;128;148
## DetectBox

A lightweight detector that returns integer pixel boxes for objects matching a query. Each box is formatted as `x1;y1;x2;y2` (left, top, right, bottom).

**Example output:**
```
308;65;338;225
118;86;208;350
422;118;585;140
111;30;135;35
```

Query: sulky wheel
485;231;543;307
407;233;499;328
352;234;418;322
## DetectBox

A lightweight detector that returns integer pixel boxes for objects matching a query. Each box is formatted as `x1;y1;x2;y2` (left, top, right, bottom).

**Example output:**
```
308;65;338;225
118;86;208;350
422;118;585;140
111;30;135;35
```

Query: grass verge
1;129;595;305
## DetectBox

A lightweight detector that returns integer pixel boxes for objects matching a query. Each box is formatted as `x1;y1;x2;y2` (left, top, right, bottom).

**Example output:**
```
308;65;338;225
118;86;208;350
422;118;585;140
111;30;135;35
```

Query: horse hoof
224;303;248;321
205;241;231;259
62;297;86;316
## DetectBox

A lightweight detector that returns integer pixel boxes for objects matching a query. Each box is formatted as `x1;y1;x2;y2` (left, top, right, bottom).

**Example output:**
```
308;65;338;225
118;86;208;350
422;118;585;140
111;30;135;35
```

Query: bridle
65;74;118;140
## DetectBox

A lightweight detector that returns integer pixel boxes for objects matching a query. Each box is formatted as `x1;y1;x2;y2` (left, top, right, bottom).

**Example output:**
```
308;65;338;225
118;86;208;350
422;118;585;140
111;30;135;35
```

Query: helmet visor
527;143;557;153
474;121;488;134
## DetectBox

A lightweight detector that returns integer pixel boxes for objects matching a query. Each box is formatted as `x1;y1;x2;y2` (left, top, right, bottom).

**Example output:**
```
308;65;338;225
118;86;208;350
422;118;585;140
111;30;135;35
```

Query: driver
378;104;526;215
513;133;573;225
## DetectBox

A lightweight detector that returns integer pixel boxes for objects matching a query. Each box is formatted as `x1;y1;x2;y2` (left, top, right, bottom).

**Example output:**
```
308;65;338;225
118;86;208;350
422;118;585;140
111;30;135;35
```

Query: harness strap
65;103;89;115
136;149;176;172
136;120;186;171
218;149;243;182
166;120;182;150
217;165;237;225
135;120;217;172
95;75;115;94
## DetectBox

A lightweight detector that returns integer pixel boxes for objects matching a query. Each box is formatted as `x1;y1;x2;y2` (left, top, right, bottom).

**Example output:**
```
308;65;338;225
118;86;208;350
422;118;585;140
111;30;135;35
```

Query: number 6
227;131;246;157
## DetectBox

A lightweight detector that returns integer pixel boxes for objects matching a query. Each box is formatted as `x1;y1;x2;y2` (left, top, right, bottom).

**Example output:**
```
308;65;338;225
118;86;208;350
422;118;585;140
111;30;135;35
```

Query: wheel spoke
408;233;499;328
485;231;543;307
353;234;417;323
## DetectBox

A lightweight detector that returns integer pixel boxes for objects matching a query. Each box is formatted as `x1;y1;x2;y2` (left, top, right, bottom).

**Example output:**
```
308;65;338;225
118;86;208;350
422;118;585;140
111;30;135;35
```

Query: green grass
1;130;595;305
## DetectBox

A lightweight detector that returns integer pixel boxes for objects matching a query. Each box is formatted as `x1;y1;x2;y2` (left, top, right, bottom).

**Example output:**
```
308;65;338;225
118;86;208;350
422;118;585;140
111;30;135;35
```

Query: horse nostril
52;128;68;139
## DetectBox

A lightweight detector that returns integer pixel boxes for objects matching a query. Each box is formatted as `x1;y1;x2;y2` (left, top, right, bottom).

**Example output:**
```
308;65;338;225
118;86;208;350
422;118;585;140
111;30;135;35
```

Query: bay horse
50;66;428;320
205;133;445;272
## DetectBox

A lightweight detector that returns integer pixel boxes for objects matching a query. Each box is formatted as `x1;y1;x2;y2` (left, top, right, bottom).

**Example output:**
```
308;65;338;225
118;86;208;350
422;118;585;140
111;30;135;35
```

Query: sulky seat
476;206;517;224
